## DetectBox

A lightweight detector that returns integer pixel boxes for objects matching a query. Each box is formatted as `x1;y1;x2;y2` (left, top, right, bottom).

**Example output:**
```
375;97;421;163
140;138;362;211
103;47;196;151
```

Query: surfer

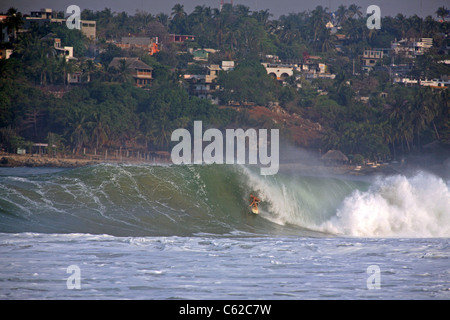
249;194;260;211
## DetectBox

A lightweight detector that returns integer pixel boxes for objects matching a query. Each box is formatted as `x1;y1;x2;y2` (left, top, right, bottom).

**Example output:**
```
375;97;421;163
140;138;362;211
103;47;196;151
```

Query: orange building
115;37;159;56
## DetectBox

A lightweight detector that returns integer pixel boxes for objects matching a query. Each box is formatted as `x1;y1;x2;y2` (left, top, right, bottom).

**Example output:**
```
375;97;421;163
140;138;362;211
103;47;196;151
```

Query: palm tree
234;4;250;18
171;4;186;20
347;4;362;19
310;5;329;43
89;112;109;151
192;5;206;18
336;5;348;26
253;9;272;28
170;4;187;34
150;113;172;150
97;8;114;39
4;7;23;42
224;27;239;55
366;26;379;45
406;14;423;38
134;10;154;33
342;17;364;43
381;121;397;159
384;91;411;153
395;14;410;38
321;32;337;52
34;40;57;86
58;56;77;86
436;6;448;21
423;15;438;37
189;5;210;39
22;106;45;140
97;63;115;82
81;59;96;83
156;12;169;27
69;115;89;154
409;89;432;149
113;59;132;83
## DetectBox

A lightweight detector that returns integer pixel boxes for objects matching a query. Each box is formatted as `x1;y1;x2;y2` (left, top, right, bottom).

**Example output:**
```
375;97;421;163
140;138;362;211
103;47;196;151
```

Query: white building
221;60;235;71
261;62;296;80
53;38;75;62
26;8;96;40
391;38;432;58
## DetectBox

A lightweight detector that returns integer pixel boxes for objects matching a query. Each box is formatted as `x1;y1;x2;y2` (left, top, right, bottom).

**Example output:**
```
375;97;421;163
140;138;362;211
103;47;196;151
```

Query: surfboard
251;206;259;214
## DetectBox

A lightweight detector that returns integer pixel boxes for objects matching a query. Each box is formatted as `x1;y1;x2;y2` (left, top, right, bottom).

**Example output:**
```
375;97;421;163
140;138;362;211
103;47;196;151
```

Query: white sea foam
318;172;450;237
241;166;450;238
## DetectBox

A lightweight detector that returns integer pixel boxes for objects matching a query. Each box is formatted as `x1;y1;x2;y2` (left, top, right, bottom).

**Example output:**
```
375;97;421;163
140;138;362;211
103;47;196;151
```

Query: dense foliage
0;4;449;161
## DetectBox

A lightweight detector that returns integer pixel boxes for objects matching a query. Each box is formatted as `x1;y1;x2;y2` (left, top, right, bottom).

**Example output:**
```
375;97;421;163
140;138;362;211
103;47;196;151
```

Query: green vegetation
217;58;280;106
0;79;240;154
0;4;449;162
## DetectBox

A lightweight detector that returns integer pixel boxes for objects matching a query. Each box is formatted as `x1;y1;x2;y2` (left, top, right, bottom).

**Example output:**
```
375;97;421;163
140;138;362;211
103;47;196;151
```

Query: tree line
0;4;449;161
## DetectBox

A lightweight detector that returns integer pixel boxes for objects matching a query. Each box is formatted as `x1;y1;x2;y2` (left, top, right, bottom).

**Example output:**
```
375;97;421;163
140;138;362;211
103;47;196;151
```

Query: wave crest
318;172;450;237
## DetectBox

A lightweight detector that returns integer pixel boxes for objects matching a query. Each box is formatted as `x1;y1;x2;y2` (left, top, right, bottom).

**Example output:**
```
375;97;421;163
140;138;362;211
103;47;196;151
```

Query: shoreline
0;153;169;168
1;153;448;180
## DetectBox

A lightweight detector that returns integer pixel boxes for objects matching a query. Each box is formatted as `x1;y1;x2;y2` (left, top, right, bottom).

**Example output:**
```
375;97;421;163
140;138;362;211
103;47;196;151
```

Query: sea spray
318;172;450;237
1;165;448;238
239;165;360;228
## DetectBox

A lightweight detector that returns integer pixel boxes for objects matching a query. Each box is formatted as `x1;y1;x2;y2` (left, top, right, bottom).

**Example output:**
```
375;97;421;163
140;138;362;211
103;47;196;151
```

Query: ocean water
0;164;449;299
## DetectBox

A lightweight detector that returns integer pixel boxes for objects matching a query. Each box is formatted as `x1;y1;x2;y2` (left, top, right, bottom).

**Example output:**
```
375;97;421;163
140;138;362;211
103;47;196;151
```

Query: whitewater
0;164;449;299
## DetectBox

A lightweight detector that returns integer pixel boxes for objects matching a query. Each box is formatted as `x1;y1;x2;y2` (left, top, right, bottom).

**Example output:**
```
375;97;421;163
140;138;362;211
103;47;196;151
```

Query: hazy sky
1;0;448;18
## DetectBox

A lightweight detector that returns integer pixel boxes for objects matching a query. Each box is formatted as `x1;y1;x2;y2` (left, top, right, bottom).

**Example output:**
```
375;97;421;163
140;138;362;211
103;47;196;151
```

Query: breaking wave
0;164;448;238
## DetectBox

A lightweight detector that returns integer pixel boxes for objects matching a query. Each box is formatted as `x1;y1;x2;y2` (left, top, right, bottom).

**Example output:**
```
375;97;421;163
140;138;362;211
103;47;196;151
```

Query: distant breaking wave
0;164;448;238
244;167;450;237
318;173;450;237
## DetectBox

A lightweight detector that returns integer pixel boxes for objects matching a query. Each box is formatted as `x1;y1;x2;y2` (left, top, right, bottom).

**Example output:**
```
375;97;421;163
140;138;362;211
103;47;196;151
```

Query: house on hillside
109;57;153;88
25;8;96;40
361;49;384;72
192;49;209;61
53;38;75;62
183;64;222;104
262;58;335;83
168;34;196;43
221;60;234;71
40;34;76;62
391;37;432;58
189;48;219;61
262;62;295;81
114;36;159;55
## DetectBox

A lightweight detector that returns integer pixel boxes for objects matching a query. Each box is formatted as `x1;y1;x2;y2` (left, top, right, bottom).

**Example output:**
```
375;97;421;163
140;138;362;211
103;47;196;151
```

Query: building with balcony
25;8;96;40
168;34;196;43
391;37;433;58
183;64;222;104
361;49;384;72
109;57;153;88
